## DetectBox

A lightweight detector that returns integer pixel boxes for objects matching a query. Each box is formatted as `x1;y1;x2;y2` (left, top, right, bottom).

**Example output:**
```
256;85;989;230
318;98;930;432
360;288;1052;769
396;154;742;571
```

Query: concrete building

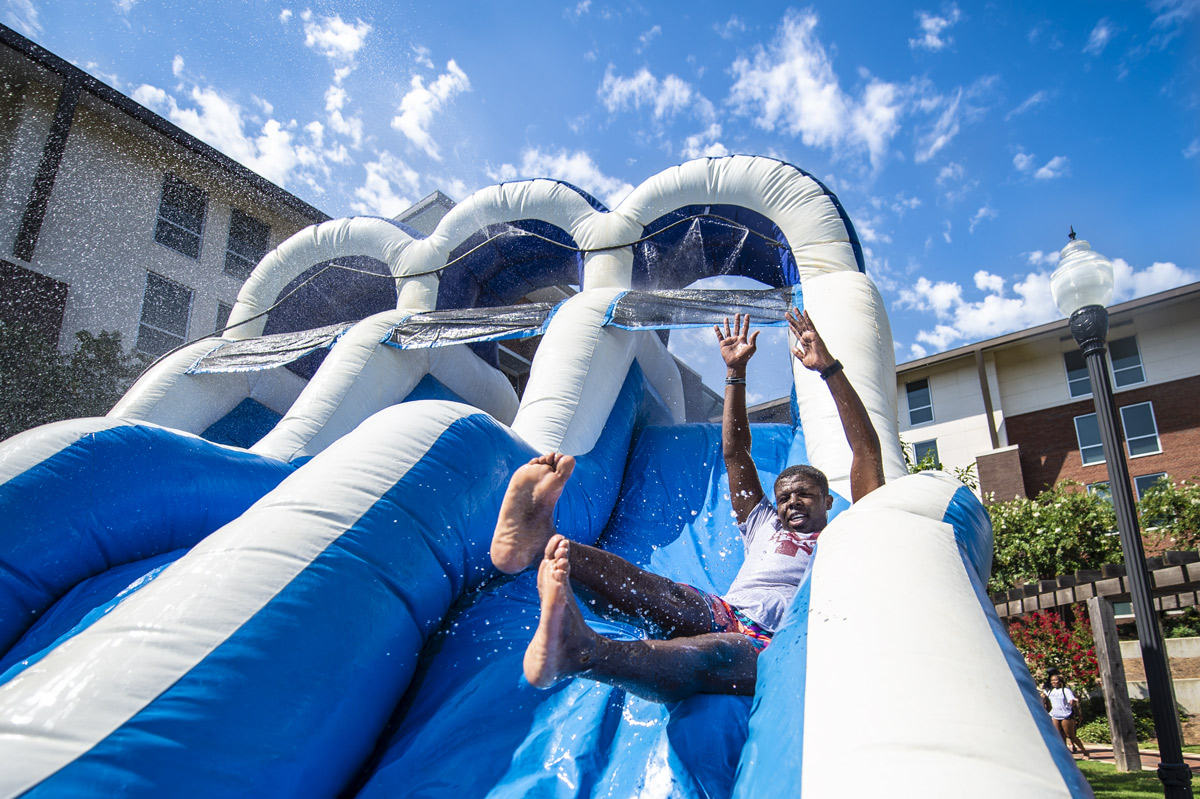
895;281;1200;501
0;24;328;357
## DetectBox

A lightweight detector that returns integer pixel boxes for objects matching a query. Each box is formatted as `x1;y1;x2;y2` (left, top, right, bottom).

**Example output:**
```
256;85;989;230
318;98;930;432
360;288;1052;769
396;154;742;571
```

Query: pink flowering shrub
1007;606;1099;696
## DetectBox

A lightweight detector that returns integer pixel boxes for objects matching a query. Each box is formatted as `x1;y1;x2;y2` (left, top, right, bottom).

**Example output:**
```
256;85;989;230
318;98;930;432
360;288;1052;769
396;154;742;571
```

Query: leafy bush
900;439;979;489
1161;607;1200;638
1076;694;1184;743
1008;607;1099;696
987;482;1122;594
1139;477;1200;551
0;323;144;440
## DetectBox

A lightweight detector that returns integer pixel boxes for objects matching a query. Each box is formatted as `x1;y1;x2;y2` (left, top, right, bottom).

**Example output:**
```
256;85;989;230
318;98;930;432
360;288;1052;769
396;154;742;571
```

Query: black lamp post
1051;230;1193;797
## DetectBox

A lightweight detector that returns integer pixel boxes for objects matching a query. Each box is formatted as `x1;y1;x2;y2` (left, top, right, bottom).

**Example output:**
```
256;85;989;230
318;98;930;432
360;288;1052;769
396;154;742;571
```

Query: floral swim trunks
686;586;773;651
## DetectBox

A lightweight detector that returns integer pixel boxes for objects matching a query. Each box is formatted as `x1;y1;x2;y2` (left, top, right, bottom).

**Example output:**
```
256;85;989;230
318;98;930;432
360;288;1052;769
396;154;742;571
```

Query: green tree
900;438;979;490
1138;477;1200;551
0;323;144;441
987;481;1122;594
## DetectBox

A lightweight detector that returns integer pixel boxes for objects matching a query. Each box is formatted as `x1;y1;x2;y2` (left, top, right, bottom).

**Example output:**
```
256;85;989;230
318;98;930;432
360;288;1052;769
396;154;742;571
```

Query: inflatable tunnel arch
0;155;1090;798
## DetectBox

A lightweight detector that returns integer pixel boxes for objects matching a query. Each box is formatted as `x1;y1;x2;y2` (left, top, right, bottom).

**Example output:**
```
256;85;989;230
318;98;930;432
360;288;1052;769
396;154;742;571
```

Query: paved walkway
1079;746;1200;775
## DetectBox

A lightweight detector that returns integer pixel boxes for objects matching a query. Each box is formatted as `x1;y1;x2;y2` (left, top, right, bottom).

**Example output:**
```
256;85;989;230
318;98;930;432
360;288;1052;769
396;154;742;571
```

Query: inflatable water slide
0;157;1092;797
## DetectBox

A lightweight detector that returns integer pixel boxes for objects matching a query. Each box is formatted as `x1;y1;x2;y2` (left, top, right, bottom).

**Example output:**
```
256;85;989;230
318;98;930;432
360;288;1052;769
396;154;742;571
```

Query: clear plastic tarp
186;289;798;374
187;323;350;374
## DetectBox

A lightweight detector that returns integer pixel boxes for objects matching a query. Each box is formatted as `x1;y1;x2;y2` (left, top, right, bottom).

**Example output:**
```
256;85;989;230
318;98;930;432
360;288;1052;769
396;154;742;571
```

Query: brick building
894;281;1200;501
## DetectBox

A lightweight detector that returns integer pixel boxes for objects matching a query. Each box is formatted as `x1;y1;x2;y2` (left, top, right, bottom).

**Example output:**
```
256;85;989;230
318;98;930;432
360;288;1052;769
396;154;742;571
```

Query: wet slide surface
351;420;815;798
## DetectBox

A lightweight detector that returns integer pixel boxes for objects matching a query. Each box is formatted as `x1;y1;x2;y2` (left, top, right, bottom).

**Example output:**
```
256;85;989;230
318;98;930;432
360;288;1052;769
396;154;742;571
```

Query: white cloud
5;0;42;36
1112;258;1200;302
279;9;292;24
1083;18;1116;55
968;204;996;233
974;270;1005;293
324;84;364;148
1024;249;1060;266
114;0;138;12
391;60;471;161
303;14;371;63
487;148;634;208
891;193;921;215
1183;139;1199;159
1033;155;1069;180
914;87;960;162
898;276;963;315
679;124;729;160
599;66;713;123
131;82;322;188
936;162;964;185
942;220;952;243
1014;151;1069;180
351;151;420;216
565;0;590;19
1148;0;1199;48
171;55;184;77
83;61;122;88
412;45;433;69
897;256;1199;359
637;25;661;52
726;9;904;170
909;5;963;51
715;15;746;39
1005;90;1049;120
913;75;995;164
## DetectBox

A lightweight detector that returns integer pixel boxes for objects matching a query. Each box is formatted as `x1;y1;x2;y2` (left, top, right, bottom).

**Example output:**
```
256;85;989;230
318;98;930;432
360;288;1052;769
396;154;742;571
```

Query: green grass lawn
1079;760;1186;798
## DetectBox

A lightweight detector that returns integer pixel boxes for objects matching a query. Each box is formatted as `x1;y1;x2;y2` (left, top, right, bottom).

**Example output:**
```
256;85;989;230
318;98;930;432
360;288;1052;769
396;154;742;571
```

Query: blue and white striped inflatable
0;156;1088;798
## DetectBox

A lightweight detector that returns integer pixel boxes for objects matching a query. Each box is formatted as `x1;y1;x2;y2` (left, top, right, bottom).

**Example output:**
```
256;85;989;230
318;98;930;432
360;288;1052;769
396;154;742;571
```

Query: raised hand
787;308;836;373
714;313;759;372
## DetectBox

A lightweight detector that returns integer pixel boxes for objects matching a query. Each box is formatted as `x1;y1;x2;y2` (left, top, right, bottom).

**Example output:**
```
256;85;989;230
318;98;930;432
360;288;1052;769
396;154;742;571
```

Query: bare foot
524;535;594;689
491;453;575;574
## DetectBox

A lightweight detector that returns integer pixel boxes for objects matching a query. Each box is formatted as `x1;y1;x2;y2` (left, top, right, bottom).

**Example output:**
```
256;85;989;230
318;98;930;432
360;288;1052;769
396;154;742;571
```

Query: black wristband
725;376;747;386
819;360;843;381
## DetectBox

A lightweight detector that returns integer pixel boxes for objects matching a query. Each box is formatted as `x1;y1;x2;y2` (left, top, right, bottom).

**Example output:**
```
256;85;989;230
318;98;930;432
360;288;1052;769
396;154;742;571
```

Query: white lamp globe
1050;236;1115;317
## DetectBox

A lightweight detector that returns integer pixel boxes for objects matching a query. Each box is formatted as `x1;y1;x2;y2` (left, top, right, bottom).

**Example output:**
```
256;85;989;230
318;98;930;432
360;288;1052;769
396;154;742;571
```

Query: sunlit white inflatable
0;156;1088;798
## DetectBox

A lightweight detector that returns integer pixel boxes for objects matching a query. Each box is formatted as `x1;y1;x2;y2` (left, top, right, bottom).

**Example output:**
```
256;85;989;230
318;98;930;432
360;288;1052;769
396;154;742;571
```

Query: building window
154;174;207;259
215;302;233;334
1087;481;1112;503
1063;335;1143;398
1074;413;1104;465
906;378;933;425
224;209;270;280
1134;473;1168;499
912;439;940;468
1120;402;1161;457
0;260;68;345
137;272;192;356
1110;336;1145;388
1064;350;1091;398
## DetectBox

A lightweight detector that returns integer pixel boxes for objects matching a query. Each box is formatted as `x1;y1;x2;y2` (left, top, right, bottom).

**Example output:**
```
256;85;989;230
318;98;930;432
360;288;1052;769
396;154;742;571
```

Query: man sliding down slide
490;310;885;702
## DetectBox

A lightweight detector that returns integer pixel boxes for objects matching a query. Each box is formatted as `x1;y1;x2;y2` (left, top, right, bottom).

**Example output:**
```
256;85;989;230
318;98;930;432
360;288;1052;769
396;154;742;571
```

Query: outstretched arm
715;314;764;523
788;308;885;502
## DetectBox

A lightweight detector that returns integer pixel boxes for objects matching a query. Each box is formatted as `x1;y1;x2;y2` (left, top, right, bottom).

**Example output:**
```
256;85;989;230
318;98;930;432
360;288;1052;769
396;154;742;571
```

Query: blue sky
6;0;1198;401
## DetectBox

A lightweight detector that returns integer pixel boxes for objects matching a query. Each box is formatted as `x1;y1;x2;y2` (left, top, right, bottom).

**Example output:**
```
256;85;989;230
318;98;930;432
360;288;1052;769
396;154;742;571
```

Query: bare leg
1063;719;1090;758
565;540;713;638
492;454;711;638
525;536;761;703
1053;718;1068;747
491;453;575;574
